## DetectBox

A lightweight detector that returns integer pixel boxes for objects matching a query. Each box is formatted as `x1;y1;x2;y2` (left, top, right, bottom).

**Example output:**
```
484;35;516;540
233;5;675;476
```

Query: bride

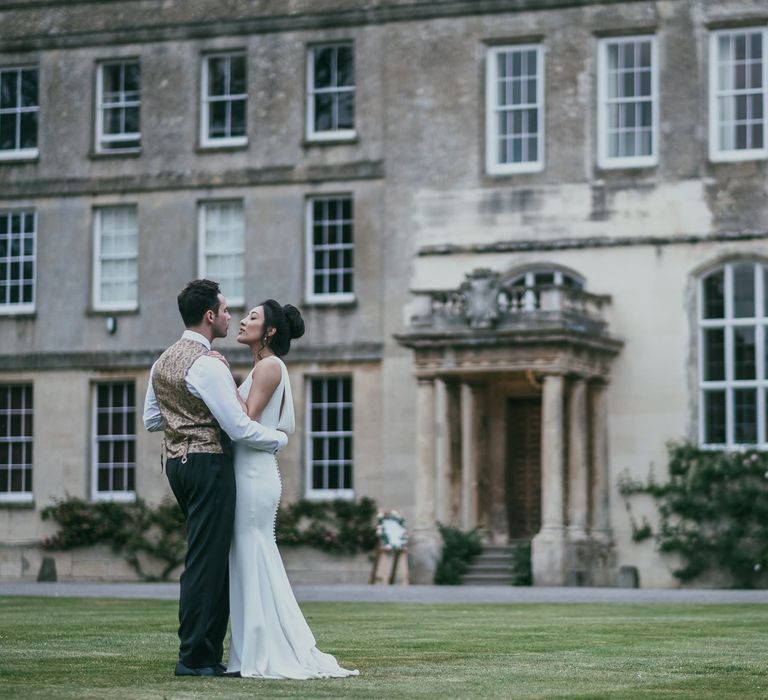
225;299;359;680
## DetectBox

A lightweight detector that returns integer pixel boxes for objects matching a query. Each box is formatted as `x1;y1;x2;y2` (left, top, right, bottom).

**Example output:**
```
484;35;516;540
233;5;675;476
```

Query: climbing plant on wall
619;441;768;589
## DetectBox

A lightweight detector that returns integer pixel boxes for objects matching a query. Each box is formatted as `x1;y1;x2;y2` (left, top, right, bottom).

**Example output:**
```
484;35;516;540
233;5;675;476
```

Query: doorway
505;398;542;540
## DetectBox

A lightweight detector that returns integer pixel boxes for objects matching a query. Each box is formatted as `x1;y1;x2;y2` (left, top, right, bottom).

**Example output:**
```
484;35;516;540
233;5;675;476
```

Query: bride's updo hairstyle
260;299;305;357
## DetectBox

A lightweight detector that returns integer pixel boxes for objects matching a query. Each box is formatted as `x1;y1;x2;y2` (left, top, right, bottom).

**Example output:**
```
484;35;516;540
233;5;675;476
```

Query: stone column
460;382;480;530
434;378;451;525
590;380;611;538
567;378;589;539
532;374;567;585
410;377;441;583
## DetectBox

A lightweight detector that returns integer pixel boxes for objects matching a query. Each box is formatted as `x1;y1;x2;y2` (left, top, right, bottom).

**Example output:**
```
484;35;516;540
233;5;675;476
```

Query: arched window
508;268;584;290
699;261;767;447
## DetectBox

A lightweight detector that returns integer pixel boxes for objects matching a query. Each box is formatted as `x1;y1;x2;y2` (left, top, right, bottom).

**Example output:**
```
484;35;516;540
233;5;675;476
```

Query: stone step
465;566;512;576
462;574;515;585
472;554;514;564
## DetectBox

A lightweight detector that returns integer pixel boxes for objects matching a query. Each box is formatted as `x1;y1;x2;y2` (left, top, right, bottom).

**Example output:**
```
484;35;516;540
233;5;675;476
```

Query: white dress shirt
143;330;287;453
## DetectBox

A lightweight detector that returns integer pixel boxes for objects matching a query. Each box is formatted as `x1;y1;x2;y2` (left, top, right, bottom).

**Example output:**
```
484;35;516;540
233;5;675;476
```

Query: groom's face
211;294;231;339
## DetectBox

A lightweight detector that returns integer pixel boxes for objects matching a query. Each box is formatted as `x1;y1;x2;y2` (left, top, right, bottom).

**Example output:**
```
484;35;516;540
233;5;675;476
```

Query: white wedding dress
227;356;359;679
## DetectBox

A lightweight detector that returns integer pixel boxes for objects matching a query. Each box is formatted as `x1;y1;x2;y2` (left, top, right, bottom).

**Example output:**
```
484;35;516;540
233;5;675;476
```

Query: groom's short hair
178;279;222;327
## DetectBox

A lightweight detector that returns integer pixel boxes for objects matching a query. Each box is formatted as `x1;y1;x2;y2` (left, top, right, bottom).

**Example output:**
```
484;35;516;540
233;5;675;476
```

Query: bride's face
237;305;273;347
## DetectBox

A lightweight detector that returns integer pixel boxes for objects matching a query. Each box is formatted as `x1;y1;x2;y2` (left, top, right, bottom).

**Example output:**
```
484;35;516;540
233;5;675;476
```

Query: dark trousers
165;452;235;668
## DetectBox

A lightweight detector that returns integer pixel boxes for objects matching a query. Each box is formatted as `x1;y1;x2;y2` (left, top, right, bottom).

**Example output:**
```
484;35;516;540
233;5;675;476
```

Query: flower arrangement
375;510;408;550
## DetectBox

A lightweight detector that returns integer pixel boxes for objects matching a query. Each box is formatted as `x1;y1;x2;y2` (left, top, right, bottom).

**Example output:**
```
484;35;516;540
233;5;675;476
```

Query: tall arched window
699;261;767;447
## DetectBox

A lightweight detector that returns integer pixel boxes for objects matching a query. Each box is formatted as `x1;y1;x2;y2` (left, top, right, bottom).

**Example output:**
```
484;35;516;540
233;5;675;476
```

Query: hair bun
283;304;305;340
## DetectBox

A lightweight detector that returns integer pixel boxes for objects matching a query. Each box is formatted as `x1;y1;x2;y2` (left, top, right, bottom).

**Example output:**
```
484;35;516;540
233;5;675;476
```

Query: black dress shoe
174;661;224;677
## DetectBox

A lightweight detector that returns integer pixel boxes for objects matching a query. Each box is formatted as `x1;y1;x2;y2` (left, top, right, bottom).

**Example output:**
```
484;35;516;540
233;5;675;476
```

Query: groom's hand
206;350;230;368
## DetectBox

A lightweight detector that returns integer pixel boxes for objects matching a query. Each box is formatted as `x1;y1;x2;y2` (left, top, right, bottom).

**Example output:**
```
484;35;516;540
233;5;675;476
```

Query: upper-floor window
198;201;245;306
0;66;38;160
92;381;136;502
305;195;354;304
93;205;138;311
96;60;141;152
306;43;355;141
306;376;354;500
597;35;658;168
486;44;544;175
0;210;35;314
699;261;768;448
0;384;33;503
709;28;767;162
201;52;247;147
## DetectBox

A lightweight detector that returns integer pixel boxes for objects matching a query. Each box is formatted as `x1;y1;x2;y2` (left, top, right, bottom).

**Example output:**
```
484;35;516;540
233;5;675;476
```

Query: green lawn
0;598;766;699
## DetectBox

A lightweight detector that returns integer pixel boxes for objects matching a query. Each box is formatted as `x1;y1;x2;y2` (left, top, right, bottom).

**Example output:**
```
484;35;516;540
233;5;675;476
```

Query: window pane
208;57;227;96
0;72;18;110
704;390;726;443
336;46;354;87
703;328;725;381
733;264;756;317
734;388;757;444
703;270;725;319
20;70;37;108
733;326;756;379
314;47;333;89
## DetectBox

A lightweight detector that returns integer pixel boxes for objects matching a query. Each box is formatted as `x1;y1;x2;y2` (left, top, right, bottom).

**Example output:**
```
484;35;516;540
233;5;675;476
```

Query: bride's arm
244;359;282;421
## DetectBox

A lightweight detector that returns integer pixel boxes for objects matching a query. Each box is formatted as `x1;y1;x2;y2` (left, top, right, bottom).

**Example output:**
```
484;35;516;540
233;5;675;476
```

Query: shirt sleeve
142;363;165;432
186;355;288;453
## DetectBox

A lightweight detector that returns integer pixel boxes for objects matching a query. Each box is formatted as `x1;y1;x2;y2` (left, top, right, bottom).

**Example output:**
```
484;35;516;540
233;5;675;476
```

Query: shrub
434;524;482;585
41;495;378;580
619;441;768;588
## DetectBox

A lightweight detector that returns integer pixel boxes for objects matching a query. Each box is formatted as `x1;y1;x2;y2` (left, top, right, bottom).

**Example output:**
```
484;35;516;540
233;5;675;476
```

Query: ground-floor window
699;261;768;448
92;381;136;501
305;376;353;499
0;384;33;501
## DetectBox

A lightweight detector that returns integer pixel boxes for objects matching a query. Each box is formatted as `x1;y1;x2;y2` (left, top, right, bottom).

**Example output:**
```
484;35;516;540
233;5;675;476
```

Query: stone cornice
0;1;652;52
418;231;768;256
0;160;384;200
0;342;384;371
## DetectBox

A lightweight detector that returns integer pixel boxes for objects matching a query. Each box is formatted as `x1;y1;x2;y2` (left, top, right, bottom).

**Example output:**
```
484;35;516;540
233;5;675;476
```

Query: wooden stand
369;547;410;585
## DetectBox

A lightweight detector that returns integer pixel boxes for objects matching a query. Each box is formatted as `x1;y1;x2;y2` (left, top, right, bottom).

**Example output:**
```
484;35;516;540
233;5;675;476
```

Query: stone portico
396;269;623;585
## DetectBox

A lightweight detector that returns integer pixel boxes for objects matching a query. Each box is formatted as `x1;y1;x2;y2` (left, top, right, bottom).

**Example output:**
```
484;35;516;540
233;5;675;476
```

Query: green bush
510;541;532;586
41;495;378;580
619;441;768;588
275;497;378;554
434;524;482;585
41;496;185;581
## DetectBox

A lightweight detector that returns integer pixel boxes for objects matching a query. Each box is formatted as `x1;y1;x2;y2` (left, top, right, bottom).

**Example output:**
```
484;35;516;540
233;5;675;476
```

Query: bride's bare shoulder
251;356;282;388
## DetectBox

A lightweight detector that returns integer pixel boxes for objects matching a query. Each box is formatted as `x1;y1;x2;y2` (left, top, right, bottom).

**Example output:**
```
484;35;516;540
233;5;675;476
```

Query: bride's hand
206;350;230;368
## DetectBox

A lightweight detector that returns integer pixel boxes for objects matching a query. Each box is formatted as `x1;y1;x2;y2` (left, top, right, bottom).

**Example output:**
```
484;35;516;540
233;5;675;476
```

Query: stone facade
1;0;767;586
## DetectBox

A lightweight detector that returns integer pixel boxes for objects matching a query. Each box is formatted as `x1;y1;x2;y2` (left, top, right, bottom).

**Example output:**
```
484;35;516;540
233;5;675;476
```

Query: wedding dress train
227;356;359;679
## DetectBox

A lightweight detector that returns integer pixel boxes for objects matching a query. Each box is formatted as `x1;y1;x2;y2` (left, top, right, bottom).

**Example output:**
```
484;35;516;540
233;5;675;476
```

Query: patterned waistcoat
152;338;227;459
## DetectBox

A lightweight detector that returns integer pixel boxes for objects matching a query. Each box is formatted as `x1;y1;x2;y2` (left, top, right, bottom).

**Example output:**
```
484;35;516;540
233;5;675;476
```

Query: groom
143;279;287;677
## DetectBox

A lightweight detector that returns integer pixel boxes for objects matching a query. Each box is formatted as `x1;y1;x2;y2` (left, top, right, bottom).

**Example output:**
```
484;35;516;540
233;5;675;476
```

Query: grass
0;598;767;699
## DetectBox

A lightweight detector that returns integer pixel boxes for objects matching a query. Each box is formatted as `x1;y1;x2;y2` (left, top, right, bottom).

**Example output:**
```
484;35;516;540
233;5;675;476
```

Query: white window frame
0;209;36;315
0;65;39;161
305;195;355;305
485;44;545;175
197;201;245;307
95;60;141;153
306;43;356;142
91;381;137;503
709;27;768;163
200;52;248;148
698;261;768;450
304;376;354;501
0;384;34;504
92;205;139;312
597;35;659;169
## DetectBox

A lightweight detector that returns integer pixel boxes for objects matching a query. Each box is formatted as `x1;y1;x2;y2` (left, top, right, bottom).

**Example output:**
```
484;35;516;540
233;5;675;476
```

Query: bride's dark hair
259;299;305;357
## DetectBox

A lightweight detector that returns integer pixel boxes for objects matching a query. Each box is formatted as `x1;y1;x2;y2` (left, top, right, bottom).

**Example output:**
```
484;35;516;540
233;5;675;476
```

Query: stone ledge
1;1;651;50
0;342;384;371
0;160;385;200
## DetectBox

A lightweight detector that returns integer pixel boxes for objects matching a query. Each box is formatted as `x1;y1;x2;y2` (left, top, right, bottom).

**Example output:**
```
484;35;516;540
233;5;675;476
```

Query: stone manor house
1;0;767;586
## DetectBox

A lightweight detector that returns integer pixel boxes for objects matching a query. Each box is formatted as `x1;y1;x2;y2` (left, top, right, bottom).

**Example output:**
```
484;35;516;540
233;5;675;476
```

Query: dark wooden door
505;398;542;539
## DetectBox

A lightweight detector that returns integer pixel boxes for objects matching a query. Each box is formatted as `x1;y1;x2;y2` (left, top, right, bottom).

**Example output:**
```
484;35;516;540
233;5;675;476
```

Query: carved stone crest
458;268;502;329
